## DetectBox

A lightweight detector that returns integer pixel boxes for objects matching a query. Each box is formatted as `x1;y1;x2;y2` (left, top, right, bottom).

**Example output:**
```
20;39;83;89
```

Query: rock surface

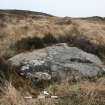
9;43;105;82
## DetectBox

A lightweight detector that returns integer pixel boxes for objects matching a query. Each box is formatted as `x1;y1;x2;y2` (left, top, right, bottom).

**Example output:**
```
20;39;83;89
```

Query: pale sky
0;0;105;17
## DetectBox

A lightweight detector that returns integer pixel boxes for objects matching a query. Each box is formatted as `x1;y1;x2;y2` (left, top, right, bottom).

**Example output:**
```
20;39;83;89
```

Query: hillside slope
0;10;105;58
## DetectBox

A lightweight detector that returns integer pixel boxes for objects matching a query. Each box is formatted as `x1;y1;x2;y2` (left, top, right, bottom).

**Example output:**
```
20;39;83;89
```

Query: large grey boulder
9;43;105;82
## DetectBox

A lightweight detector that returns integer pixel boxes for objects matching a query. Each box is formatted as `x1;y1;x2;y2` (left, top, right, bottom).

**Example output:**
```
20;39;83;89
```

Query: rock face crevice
70;58;92;63
9;43;105;84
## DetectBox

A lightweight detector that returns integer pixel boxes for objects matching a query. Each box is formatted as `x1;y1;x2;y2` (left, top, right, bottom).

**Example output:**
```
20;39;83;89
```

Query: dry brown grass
45;78;105;105
0;79;105;105
0;81;26;105
0;10;105;58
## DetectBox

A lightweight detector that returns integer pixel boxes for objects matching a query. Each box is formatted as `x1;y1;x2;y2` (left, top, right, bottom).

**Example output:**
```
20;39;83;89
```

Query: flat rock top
9;43;105;78
9;44;102;66
9;48;47;66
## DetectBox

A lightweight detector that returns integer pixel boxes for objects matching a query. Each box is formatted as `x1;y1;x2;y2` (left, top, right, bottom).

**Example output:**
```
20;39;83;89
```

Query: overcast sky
0;0;105;17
